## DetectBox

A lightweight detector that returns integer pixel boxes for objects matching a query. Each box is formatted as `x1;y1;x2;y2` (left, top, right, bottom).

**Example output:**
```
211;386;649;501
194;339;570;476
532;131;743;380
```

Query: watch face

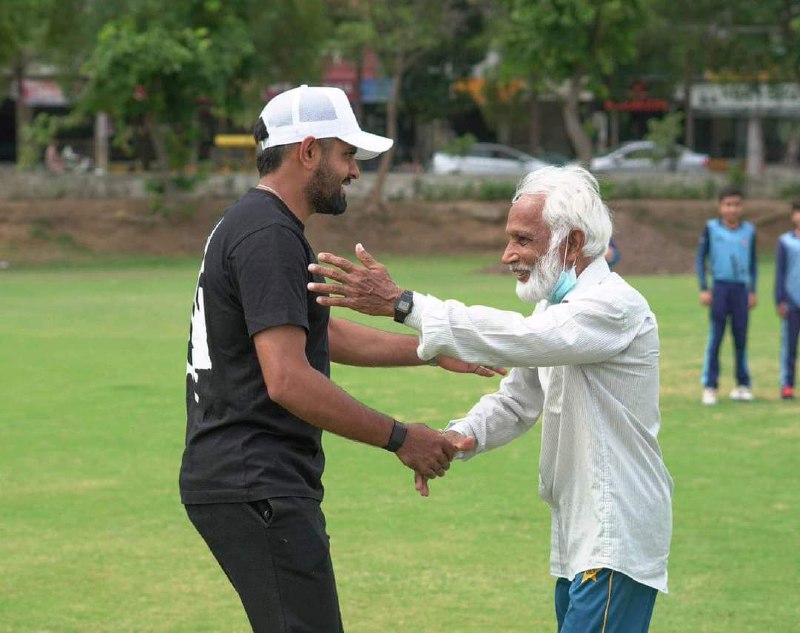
398;300;411;312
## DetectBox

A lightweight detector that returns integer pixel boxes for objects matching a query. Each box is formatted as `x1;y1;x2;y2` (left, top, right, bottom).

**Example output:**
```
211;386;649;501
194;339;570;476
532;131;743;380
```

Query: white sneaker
702;388;718;405
730;386;755;401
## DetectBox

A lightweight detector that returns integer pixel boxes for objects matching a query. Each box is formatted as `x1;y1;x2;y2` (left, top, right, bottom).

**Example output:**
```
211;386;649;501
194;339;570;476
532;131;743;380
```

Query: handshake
392;425;474;497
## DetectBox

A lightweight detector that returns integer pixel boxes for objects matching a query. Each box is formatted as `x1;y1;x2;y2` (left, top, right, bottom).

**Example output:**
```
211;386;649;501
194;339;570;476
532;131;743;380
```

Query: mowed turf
1;254;798;632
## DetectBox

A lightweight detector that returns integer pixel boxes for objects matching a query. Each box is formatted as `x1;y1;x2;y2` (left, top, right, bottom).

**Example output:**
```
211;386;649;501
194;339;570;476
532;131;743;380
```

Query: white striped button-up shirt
404;257;673;593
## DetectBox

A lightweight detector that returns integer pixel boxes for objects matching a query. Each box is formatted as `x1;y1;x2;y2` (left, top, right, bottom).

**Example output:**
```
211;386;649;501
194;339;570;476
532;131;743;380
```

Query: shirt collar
562;256;611;302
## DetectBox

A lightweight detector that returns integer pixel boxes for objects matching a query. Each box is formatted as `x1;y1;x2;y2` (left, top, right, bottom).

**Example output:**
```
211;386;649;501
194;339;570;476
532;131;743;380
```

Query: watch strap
385;420;408;452
393;289;414;324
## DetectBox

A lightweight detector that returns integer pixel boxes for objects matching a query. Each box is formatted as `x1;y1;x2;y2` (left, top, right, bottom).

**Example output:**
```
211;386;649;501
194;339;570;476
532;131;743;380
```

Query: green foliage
27;217;55;240
353;1;449;71
144;170;209;218
0;0;49;69
419;178;517;201
599;176;717;200
498;0;645;92
645;112;685;166
778;181;800;199
476;72;531;136
79;20;227;161
26;217;85;249
17;113;61;169
397;4;489;124
74;0;329;170
491;0;646;161
727;160;747;187
420;175;718;202
440;133;477;157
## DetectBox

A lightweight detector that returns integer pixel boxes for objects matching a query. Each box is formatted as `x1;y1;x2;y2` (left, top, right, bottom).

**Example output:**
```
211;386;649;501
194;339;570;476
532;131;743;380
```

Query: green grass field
1;254;798;632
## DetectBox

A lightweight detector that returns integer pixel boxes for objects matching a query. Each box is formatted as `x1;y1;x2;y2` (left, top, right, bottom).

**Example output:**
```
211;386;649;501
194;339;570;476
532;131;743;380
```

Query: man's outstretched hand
308;244;402;317
434;355;507;379
414;431;475;497
310;245;506;379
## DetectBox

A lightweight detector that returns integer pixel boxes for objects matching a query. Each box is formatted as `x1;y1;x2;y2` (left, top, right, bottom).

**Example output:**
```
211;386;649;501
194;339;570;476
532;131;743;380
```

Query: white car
430;142;550;175
590;140;709;173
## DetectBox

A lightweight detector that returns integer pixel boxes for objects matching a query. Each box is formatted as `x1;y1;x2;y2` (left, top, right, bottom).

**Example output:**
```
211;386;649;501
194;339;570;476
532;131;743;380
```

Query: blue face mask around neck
547;243;577;304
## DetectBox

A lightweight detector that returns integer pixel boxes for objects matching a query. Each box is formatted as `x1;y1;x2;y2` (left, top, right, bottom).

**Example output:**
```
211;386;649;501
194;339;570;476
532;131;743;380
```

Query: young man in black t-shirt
180;85;495;632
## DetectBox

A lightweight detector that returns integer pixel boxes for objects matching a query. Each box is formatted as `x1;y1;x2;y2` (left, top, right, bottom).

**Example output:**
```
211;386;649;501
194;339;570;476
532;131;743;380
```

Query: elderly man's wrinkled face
502;195;565;304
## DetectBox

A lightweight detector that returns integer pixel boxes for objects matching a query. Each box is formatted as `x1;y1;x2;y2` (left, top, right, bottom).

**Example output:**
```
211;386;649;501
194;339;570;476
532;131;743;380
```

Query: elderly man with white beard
307;165;673;633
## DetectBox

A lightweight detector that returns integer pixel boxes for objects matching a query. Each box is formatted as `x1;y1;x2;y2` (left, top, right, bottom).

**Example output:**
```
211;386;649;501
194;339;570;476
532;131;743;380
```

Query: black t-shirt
180;188;330;504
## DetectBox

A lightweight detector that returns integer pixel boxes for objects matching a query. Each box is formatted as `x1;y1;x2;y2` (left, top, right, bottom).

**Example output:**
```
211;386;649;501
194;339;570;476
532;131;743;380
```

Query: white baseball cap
258;84;393;160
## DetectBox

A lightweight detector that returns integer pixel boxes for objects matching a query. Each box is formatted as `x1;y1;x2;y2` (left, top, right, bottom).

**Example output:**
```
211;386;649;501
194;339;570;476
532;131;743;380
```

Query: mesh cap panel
268;103;293;128
299;92;337;122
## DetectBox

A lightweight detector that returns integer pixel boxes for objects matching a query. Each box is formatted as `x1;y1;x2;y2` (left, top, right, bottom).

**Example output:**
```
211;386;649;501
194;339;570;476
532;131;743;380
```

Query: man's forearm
254;324;458;478
270;360;395;446
329;318;424;367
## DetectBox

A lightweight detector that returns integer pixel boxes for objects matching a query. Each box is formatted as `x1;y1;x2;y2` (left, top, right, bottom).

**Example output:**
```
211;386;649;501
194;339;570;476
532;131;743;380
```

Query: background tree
397;0;489;163
645;111;684;169
76;0;328;182
332;0;473;209
0;0;101;167
496;0;646;165
629;0;732;149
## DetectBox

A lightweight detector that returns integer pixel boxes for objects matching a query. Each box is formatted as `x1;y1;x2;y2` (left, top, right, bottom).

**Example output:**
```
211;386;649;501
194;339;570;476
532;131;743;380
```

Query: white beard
514;245;563;304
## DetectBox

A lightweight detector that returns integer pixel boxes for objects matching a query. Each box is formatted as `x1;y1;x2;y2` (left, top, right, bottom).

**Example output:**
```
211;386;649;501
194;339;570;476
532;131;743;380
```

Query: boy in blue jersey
775;200;800;400
696;185;757;405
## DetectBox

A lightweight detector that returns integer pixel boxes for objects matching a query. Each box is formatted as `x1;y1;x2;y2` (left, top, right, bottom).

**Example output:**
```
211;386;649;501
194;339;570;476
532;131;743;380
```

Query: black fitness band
385;420;408;452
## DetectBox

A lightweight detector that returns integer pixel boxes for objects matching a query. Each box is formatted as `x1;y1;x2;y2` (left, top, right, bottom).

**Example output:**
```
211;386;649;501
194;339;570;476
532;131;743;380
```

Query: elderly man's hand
434;355;507;378
308;244;401;316
396;424;459;480
414;431;475;497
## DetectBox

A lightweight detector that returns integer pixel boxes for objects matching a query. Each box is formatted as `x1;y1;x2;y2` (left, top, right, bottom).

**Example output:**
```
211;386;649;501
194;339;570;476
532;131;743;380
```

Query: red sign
22;79;68;106
603;98;668;112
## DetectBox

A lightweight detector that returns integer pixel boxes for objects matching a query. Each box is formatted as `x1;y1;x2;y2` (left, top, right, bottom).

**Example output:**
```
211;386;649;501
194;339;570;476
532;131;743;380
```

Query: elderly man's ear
568;229;586;261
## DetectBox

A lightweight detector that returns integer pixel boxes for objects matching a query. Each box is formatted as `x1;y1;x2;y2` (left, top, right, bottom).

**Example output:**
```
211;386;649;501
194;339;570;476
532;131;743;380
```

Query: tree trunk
527;81;542;155
683;56;695;149
144;113;169;172
783;125;799;165
189;114;200;172
563;75;592;166
143;113;176;199
354;48;365;123
94;112;110;175
14;54;32;167
366;53;403;212
745;114;763;176
610;110;620;148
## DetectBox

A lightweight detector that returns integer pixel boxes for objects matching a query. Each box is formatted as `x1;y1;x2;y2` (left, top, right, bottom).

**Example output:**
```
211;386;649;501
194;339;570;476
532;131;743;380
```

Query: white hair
512;165;613;259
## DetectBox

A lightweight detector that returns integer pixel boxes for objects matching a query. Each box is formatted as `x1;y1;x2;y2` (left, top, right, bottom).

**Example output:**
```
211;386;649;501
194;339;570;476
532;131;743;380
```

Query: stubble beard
306;157;348;216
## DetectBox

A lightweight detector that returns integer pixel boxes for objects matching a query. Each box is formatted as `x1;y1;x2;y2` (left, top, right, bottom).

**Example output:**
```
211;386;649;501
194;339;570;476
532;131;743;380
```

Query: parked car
590;140;710;173
430;142;550;175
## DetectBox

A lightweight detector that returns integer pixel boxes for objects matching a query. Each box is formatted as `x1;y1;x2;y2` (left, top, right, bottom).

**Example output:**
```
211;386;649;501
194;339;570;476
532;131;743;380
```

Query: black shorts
185;497;344;633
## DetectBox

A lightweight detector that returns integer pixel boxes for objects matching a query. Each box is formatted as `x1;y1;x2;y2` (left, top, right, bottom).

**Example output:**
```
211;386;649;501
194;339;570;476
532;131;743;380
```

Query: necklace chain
256;184;284;203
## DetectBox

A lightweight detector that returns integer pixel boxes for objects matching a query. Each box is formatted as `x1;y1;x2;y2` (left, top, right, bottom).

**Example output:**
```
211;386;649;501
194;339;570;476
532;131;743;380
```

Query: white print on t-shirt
186;219;223;402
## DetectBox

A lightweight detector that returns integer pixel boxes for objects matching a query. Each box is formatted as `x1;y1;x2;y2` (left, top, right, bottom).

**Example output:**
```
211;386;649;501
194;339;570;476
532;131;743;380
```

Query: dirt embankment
0;196;792;274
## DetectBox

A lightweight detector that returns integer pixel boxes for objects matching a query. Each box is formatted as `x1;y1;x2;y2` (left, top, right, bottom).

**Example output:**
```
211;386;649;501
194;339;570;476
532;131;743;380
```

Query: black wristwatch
393;290;414;324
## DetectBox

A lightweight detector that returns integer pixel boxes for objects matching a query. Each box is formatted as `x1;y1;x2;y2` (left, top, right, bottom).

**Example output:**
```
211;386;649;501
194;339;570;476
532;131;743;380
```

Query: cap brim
341;130;394;160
